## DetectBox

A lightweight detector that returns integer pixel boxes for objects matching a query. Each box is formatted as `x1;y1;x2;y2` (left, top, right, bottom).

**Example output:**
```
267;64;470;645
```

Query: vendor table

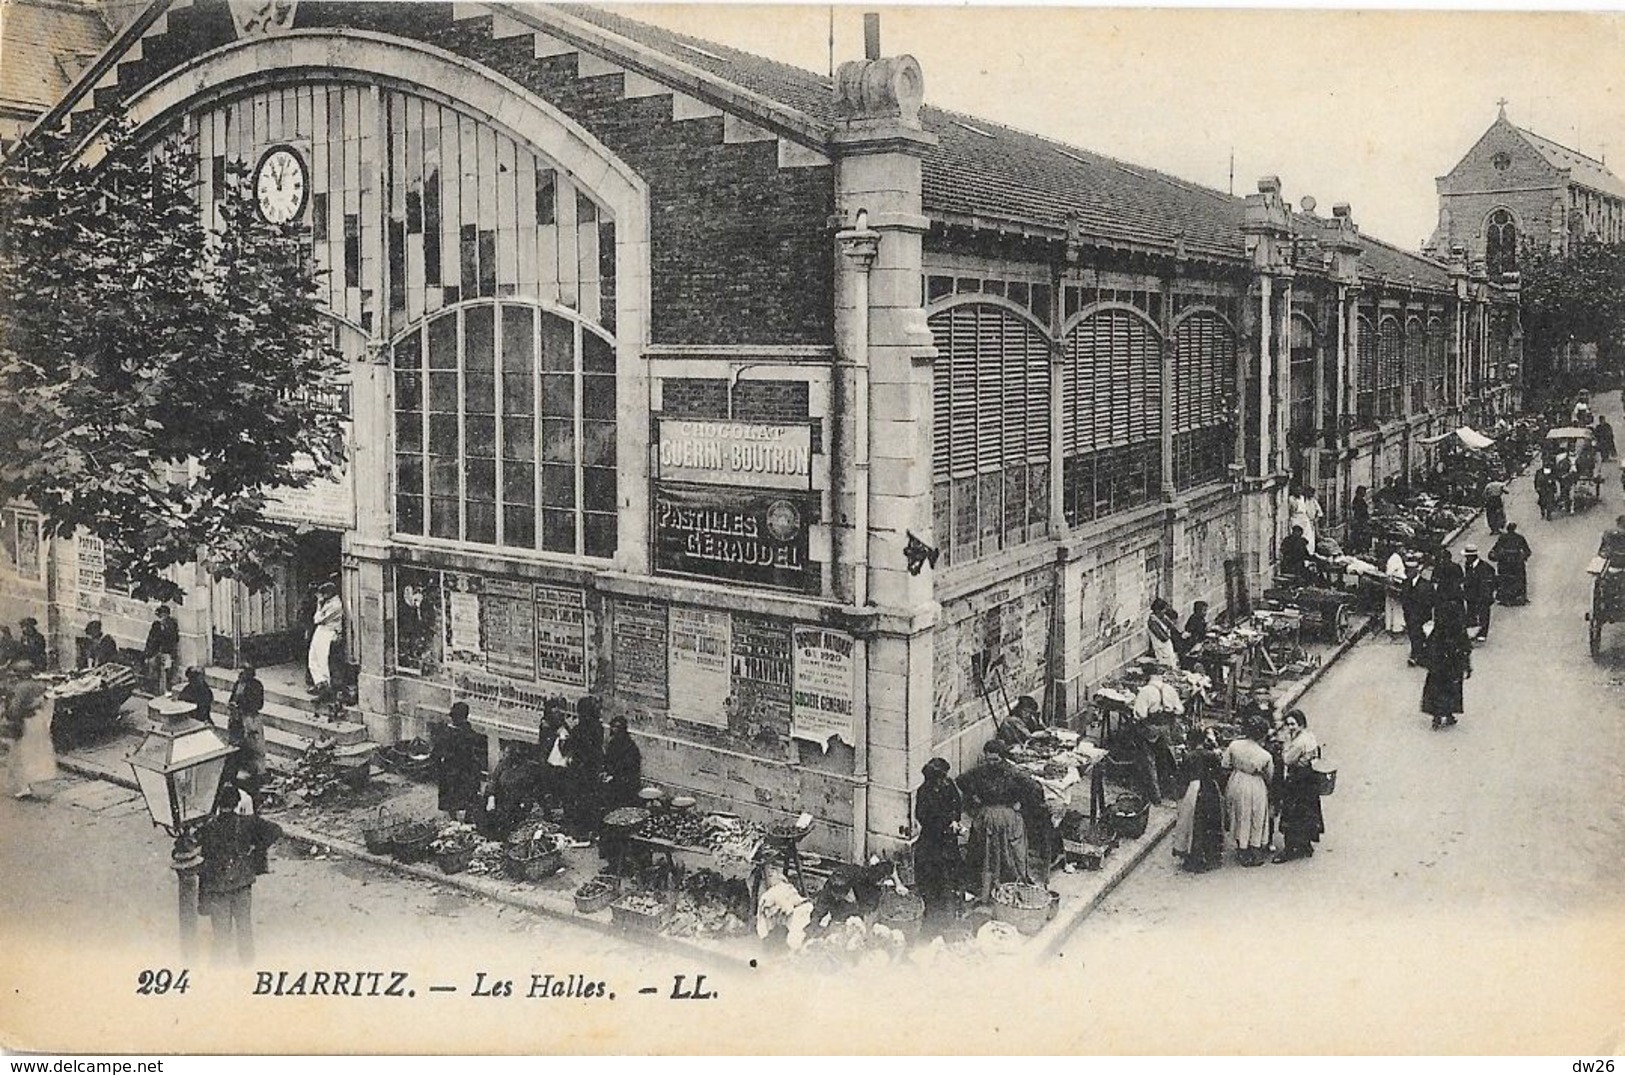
42;666;138;750
628;827;804;927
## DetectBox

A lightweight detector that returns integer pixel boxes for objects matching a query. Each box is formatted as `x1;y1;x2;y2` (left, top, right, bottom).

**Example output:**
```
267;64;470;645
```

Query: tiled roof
0;0;114;112
1516;126;1625;201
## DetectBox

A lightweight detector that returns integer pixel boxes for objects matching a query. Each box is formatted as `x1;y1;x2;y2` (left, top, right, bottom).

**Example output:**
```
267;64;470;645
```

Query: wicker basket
362;809;403;855
504;843;564;881
1062;840;1108;870
1109;793;1151;839
436;843;476;874
991;882;1052;936
609;897;667;933
1312;759;1338;796
877;893;926;943
574;876;621;915
391;820;437;863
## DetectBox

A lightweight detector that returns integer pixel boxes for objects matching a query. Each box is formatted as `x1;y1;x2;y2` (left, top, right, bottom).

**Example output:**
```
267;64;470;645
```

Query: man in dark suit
1462;545;1498;642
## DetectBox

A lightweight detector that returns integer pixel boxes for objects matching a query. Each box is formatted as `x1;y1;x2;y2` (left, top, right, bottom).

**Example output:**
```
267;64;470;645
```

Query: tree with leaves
1516;237;1625;400
0;122;346;603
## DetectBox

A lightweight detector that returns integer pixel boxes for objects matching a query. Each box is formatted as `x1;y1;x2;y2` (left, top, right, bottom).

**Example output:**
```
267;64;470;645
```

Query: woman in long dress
1288;485;1324;553
7;670;57;800
1490;524;1532;605
913;758;965;926
1222;722;1274;867
1273;709;1324;863
1422;595;1473;730
307;583;343;701
1482;480;1507;535
1171;728;1225;873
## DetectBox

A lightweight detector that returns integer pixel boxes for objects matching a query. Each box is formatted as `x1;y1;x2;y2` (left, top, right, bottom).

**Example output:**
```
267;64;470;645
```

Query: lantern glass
128;701;235;834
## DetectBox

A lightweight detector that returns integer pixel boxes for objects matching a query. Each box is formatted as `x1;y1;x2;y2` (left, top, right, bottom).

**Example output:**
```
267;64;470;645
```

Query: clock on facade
253;145;308;224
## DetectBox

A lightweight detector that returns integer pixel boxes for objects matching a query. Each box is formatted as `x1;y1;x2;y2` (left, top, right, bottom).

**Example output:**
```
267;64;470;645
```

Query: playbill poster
3;3;1625;1061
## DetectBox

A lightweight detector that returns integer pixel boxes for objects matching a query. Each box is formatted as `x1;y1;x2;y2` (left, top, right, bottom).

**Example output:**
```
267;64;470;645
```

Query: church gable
1437;116;1562;196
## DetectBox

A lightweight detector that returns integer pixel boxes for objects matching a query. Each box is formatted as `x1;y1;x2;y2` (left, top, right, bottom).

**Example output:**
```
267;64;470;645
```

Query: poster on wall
654;485;820;595
667;606;731;728
479;578;536;680
394;566;443;675
791;627;855;749
444;572;484;666
13;512;41;581
728;613;793;740
533;585;588;688
612;600;668;710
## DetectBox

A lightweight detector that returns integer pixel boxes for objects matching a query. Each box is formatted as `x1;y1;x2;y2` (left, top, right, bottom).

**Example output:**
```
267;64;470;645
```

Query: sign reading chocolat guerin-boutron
656;417;814;490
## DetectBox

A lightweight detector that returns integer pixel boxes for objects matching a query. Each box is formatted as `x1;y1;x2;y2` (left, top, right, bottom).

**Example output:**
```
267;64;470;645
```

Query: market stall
41;664;139;750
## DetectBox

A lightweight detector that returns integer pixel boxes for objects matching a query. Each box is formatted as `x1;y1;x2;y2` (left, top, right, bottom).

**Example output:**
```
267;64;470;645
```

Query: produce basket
990;882;1052;936
1109;793;1151;839
362;808;404;855
609;893;668;933
504;842;564;882
574;875;622;915
436;842;476;874
877;892;926;943
391;819;438;864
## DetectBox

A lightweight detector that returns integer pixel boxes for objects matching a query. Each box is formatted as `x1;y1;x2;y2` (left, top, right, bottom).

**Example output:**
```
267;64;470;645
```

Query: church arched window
1486;209;1518;276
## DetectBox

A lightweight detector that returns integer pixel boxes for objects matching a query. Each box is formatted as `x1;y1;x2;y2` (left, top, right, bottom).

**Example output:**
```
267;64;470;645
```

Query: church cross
1496;97;1510;119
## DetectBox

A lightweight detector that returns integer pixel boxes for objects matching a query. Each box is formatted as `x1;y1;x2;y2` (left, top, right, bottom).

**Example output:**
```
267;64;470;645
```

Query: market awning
1420;426;1497;450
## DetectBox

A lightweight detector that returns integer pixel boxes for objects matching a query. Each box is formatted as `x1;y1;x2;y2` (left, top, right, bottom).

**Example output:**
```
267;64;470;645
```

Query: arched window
1378;316;1404;420
1355;315;1378;426
1288;314;1317;445
1426;317;1447;407
392;300;617;558
1061;307;1162;524
930;303;1050;566
1404;316;1425;413
1486;209;1518;277
1171;310;1236;489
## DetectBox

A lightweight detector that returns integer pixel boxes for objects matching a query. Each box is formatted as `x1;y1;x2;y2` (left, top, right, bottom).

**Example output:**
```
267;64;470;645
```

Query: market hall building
1;1;1521;860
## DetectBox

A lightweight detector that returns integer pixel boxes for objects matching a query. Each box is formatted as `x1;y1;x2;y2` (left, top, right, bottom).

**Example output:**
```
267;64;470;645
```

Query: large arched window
1486;209;1518;277
1171;310;1236;489
1288;313;1317;446
1355;315;1378;426
1404;316;1425;414
1426;317;1447;407
393;300;616;558
1378;316;1404;420
930;302;1051;566
1061;307;1162;524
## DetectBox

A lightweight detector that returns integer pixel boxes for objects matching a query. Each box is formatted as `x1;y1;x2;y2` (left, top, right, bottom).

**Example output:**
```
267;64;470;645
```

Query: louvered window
1061;308;1163;524
1288;314;1317;446
1377;316;1403;420
1426;318;1446;407
930;304;1050;567
1170;311;1236;489
1355;315;1378;426
1404;317;1425;414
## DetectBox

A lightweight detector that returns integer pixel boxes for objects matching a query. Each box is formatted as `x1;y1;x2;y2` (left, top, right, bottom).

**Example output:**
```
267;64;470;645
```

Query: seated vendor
77;620;118;669
755;862;814;953
1279;525;1313;580
996;695;1045;746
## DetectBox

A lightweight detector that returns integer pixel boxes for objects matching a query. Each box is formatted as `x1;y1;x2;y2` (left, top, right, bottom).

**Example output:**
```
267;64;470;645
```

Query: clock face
253;146;308;224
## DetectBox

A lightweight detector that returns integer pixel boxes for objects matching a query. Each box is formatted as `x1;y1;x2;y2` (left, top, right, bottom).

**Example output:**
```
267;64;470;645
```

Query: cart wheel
1332;604;1352;643
1589;611;1603;660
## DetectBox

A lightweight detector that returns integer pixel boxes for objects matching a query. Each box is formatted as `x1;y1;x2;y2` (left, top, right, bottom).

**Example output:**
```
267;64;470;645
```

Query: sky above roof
619;3;1625;251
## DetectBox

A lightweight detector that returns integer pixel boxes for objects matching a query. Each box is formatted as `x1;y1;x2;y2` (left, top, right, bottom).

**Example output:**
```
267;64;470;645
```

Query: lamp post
127;697;236;956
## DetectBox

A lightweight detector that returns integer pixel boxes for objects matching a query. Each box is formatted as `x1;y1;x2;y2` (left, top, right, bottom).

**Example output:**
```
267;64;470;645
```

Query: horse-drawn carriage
1544;427;1601;513
1589;550;1625;659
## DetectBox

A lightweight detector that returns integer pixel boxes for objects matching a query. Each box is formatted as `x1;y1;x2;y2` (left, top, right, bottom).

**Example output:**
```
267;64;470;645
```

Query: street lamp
127;697;236;956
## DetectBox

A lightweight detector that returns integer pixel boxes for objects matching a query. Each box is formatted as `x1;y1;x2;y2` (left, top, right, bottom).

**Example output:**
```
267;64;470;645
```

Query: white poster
667;606;731;728
444;572;483;665
791;627;855;748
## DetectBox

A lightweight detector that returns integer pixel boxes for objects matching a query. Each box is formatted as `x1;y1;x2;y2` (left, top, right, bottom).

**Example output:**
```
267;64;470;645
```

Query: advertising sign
394;566;442;675
479;578;536;680
791;627;856;748
654;485;819;595
667;606;731;728
533;585;588;688
444;572;484;665
728;613;793;739
656;418;813;491
612;600;668;710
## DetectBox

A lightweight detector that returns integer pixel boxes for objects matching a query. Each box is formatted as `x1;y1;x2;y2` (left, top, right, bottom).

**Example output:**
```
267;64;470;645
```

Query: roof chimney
864;13;881;60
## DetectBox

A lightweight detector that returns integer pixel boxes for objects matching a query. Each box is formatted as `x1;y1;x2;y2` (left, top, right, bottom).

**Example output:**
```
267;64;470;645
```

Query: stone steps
203;666;378;775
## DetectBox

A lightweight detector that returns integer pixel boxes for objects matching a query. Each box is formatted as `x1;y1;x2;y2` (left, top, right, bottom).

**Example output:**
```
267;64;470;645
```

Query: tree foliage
1516;237;1625;388
0;122;346;602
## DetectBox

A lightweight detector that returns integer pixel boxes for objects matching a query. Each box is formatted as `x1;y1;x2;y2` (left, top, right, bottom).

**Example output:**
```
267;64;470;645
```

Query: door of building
209;529;343;670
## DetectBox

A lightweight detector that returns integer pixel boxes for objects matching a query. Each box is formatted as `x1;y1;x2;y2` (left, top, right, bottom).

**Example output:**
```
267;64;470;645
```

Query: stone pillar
1239;178;1294;594
1448;247;1469;415
830;54;939;859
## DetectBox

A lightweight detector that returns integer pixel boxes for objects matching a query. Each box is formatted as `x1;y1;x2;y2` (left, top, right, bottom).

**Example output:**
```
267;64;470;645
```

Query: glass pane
395;410;422;451
464;304;494;371
541;418;575;463
581;421;615;467
395;494;423;534
583;467;616;512
584;512;616;559
503;505;535;548
429;372;460;413
952;475;978;556
429;457;460;499
393;371;422;405
541;313;574;371
392;329;422;369
501;304;534;373
541;374;575;417
502;373;533;415
503;461;535;505
395;453;423;494
583;374;615;419
466;458;496;500
465;373;495;415
582;330;614;372
429;498;459;539
427;314;458;369
466;500;496;545
466;416;496;457
541;465;575;508
502;418;534;460
541;509;575;553
428;414;459;455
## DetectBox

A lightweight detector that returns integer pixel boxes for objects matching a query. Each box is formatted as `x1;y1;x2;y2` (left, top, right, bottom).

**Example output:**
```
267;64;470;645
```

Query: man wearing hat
16;619;45;670
1401;556;1435;667
1461;545;1498;642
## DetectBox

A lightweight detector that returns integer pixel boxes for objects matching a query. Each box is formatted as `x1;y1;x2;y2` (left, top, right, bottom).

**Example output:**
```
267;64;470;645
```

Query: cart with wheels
45;664;139;750
1572;473;1602;513
1588;554;1625;659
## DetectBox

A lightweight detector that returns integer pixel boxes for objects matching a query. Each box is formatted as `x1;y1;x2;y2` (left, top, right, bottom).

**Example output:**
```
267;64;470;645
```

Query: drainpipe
836;211;880;863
